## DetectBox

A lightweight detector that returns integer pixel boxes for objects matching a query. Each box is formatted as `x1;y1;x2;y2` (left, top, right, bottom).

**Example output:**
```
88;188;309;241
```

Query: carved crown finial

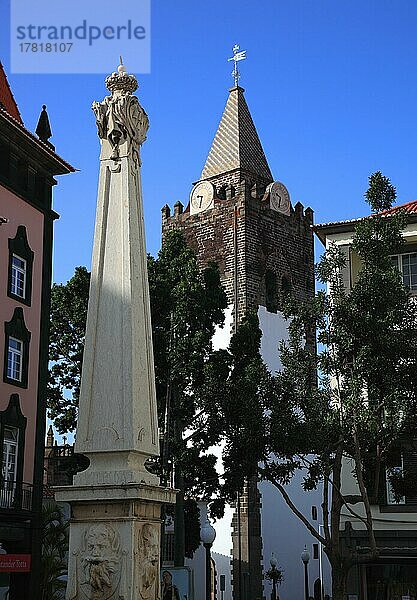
105;59;138;94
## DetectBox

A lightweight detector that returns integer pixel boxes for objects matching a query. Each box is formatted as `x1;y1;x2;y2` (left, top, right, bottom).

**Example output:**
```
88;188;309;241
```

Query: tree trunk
332;566;348;600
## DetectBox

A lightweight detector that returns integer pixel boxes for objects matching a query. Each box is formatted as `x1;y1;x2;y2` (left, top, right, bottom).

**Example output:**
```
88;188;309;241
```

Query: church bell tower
162;47;315;600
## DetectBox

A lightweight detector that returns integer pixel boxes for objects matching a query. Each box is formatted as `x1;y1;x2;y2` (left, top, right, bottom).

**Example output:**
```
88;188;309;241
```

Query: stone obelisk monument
56;63;175;600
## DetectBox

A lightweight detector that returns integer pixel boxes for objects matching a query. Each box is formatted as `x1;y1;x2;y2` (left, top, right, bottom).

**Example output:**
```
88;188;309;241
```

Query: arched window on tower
265;270;278;313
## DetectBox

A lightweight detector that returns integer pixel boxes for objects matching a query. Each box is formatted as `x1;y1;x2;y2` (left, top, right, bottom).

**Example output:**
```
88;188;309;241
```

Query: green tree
47;230;228;560
40;501;69;600
214;173;417;600
198;311;272;516
47;266;90;434
148;230;227;563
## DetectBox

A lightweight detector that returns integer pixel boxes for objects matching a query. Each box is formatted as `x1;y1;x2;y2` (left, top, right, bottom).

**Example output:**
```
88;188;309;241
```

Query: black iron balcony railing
0;480;33;511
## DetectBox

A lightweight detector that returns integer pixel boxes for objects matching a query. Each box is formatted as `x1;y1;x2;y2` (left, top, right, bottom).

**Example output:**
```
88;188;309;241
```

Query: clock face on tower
267;181;291;216
190;181;215;215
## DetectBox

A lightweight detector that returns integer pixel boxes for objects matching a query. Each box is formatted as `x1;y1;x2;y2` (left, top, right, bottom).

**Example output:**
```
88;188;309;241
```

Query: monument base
55;484;176;600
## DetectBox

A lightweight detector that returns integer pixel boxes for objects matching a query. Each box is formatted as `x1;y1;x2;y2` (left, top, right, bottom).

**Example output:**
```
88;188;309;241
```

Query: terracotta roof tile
314;200;417;244
0;64;74;173
378;199;417;216
0;106;75;173
316;200;417;230
0;62;23;124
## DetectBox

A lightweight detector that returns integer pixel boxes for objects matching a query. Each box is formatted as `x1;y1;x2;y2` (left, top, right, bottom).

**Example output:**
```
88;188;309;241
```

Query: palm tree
40;500;69;600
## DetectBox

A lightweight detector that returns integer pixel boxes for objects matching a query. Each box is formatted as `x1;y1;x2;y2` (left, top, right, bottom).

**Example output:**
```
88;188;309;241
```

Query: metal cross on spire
228;44;247;87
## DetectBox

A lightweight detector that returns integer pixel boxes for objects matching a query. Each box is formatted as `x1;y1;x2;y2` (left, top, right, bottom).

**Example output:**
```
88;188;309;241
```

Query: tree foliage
147;230;227;498
40;501;69;600
197;311;272;516
47;230;228;558
47;266;90;434
214;172;417;599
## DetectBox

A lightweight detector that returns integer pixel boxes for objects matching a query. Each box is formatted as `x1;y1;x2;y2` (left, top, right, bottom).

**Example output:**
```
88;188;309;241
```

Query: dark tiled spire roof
201;86;272;182
0;62;23;124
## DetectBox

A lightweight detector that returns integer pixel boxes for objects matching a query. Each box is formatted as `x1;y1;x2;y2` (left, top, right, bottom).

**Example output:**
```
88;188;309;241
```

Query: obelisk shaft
74;65;158;486
56;65;176;600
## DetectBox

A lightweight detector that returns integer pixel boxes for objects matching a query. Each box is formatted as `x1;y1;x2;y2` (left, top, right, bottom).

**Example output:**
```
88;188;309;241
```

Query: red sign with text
0;554;31;572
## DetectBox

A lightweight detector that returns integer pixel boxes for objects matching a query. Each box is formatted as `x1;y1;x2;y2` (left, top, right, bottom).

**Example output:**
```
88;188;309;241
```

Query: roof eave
314;212;417;246
0;109;75;175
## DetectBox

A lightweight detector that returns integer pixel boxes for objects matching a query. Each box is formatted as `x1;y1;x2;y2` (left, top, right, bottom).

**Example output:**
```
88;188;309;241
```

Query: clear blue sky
2;0;417;284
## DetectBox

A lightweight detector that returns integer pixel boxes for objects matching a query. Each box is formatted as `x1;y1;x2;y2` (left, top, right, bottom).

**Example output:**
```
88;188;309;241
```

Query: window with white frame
10;255;26;298
1;426;19;508
2;427;18;483
4;308;31;388
7;338;23;382
391;253;417;291
7;226;34;306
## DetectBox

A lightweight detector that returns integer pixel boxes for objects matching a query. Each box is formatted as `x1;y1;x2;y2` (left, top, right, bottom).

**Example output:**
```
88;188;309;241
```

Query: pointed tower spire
36;104;54;149
201;86;272;183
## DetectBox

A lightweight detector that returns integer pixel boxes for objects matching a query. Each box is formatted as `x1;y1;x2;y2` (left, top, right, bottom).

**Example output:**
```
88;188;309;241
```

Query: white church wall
200;304;332;599
259;475;331;600
258;306;289;374
257;306;331;600
213;552;233;600
211;304;235;557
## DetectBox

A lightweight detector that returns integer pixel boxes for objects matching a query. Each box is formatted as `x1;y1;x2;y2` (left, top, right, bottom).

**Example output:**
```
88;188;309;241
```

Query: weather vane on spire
228;44;247;87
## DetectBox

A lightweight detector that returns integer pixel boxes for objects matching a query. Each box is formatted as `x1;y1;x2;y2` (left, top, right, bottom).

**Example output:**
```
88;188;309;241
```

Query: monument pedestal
56;484;176;600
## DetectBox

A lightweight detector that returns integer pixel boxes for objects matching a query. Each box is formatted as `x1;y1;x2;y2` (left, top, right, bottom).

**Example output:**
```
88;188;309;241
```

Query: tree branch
183;409;207;442
259;466;327;546
340;499;369;527
353;425;378;556
343;494;363;505
330;444;343;551
294;453;364;509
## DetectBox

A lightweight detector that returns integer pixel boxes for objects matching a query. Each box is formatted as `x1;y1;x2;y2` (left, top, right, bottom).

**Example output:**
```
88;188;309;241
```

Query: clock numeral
190;182;214;213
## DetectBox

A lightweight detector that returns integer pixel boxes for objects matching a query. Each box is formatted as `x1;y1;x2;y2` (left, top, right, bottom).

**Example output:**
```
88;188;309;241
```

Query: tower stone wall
161;83;314;600
162;175;314;600
162;178;314;316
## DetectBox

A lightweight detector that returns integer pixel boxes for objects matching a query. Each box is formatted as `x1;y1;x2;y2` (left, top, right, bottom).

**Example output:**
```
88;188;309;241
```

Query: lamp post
301;546;310;600
201;518;216;600
270;553;278;600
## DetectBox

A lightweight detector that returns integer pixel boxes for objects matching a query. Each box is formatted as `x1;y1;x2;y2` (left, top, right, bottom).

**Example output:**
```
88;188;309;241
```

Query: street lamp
201;518;216;600
301;545;310;600
269;553;279;600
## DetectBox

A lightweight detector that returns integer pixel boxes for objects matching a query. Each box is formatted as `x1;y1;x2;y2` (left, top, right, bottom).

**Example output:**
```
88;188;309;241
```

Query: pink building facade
0;62;73;599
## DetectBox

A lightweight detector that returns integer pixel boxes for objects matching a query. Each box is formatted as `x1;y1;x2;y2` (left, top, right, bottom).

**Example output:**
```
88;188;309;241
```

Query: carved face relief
138;523;159;599
80;523;122;600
